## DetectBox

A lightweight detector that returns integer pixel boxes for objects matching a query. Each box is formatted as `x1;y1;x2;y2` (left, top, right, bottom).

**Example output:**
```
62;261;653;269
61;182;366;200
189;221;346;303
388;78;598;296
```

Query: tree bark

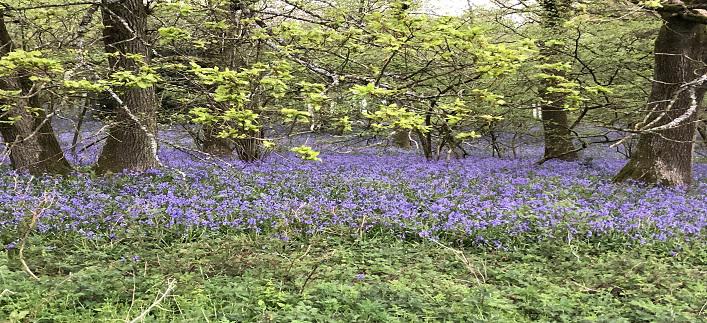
698;121;707;143
539;0;579;161
0;11;71;175
202;123;234;157
615;15;707;186
96;0;160;173
198;2;253;158
392;129;411;149
234;130;264;162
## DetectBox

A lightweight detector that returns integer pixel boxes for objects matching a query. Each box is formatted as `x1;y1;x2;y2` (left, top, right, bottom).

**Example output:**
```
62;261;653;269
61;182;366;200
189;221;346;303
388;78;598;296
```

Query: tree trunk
541;100;578;160
615;16;707;186
697;121;707;143
96;0;160;173
392;129;411;149
539;0;578;161
198;3;252;158
234;130;264;162
0;11;71;175
202;123;234;157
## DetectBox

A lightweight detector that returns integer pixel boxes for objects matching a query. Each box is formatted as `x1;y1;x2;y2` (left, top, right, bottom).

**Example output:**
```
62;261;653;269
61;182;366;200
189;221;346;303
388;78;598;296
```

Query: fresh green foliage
0;0;661;161
267;1;535;157
290;145;322;161
0;50;62;77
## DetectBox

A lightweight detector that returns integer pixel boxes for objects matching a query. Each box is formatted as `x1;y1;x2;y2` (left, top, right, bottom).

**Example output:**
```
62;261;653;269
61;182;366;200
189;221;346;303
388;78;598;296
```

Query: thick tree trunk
541;100;578;160
615;16;707;186
0;11;70;175
539;0;578;161
96;0;160;173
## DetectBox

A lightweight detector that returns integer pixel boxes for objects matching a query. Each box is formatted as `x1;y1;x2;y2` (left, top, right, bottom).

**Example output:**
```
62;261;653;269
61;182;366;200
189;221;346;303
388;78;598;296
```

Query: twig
127;279;177;323
18;194;54;281
357;213;368;240
432;240;486;285
126;271;137;322
298;250;335;294
0;289;15;297
284;243;313;277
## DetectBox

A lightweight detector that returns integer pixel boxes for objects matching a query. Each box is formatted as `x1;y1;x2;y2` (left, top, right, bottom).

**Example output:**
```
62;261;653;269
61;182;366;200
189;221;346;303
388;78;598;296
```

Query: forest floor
2;234;706;322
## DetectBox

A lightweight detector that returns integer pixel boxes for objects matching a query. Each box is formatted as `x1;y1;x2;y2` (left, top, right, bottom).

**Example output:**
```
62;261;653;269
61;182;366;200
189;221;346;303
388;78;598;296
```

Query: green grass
1;234;706;322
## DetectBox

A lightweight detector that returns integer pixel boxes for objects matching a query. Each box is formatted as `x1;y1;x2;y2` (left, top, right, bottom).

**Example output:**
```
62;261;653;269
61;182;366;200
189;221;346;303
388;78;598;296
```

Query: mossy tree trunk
96;0;160;173
539;0;578;161
615;15;707;186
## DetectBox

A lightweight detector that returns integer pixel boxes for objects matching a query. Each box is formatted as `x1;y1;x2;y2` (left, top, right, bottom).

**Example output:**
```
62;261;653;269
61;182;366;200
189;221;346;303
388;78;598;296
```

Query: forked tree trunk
0;11;71;175
615;16;707;186
539;0;578;161
96;0;160;173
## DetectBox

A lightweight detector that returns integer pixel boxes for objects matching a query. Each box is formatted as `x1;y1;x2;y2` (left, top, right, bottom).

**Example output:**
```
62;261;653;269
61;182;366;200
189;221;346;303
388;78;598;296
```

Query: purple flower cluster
1;145;706;246
1;120;706;246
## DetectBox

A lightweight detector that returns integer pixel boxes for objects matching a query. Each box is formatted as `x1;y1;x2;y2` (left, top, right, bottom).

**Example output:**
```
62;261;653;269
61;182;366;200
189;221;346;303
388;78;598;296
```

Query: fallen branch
127;279;177;323
432;240;486;285
0;289;15;298
17;194;54;281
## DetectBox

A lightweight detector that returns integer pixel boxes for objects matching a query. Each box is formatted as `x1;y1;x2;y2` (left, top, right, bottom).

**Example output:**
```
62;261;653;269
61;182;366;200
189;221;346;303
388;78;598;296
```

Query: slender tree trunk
490;130;503;158
71;95;89;157
417;104;434;160
539;0;578;161
615;16;707;186
234;129;263;162
96;0;160;173
0;11;70;175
